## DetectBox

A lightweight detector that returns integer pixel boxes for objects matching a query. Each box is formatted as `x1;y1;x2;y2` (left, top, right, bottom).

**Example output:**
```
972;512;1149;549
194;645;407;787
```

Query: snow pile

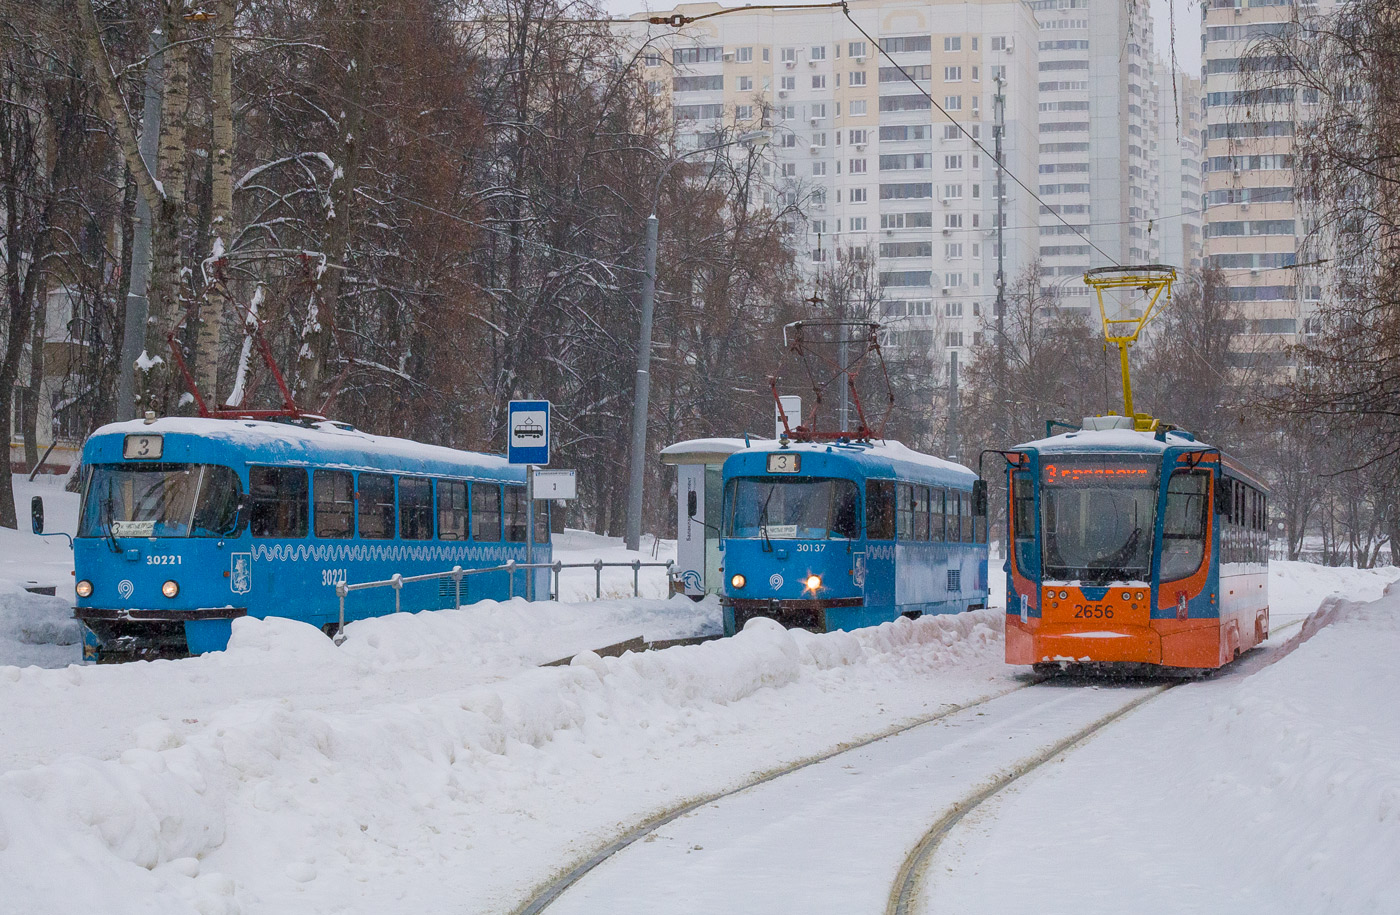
928;588;1400;914
0;610;1006;915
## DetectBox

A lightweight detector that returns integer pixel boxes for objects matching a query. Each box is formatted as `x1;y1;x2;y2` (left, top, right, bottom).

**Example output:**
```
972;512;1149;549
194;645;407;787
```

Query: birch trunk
194;0;236;405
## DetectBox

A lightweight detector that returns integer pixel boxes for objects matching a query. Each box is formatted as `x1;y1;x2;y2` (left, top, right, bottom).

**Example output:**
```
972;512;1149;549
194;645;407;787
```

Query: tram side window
249;466;308;538
1161;470;1209;581
831;481;860;539
400;478;433;540
866;480;896;540
1012;474;1036;571
931;487;946;541
313;470;355;538
959;489;974;543
438;480;468;540
896;484;914;540
191;466;242;536
505;485;527;542
358;473;395;539
472;483;502;541
913;486;930;541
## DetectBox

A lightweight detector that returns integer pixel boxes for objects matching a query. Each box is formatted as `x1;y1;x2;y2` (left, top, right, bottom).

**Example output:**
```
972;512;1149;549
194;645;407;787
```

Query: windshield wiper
101;511;121;554
758;484;777;553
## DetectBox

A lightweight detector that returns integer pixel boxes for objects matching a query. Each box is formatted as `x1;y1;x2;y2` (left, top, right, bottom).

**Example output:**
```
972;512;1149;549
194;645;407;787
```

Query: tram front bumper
723;596;863;634
74;607;248;662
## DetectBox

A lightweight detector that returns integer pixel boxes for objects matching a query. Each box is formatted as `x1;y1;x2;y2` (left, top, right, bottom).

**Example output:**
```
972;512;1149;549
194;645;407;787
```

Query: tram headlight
731;573;746;590
161;580;180;599
75;580;93;598
804;574;823;592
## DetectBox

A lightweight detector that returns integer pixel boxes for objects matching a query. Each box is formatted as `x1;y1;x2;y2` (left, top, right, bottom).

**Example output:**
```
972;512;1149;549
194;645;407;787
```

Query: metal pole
117;31;164;422
993;76;1007;444
947;351;960;462
632;559;641;598
335;581;347;645
625;214;659;552
525;465;535;600
452;565;463;609
595;558;603;599
507;560;516;600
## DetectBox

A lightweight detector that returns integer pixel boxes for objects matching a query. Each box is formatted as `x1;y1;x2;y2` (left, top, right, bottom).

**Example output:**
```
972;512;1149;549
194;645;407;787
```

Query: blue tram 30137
719;439;990;635
68;417;550;662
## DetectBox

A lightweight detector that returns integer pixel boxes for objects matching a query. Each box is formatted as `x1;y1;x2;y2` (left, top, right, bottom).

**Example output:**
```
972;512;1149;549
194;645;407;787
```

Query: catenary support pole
116;31;164;422
625;214;659;552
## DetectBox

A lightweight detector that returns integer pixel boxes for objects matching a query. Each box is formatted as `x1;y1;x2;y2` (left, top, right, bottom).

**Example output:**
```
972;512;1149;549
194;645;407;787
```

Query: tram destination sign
1044;461;1153;485
508;400;550;465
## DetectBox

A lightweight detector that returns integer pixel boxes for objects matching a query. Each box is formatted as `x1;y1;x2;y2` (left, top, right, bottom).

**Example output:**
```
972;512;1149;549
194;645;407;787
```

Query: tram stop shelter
659;438;752;599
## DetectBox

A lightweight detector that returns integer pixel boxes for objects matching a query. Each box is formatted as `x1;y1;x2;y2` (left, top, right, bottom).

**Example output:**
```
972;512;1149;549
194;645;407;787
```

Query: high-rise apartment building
1157;68;1205;273
618;0;1042;374
1200;0;1320;366
1031;0;1162;305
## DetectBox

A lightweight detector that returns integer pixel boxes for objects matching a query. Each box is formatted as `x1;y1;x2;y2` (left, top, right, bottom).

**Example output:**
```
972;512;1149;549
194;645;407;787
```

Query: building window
736;46;753;62
673;75;723;92
850;70;867;86
850;99;867;116
738;75;753;91
944;36;962;52
850;158;868;173
813;161;827;176
943;183;963;199
736;104;753;120
811;45;827;60
674;47;723;65
944;95;962;110
644;52;663;67
812;74;826;89
944;66;962;81
781;75;796;91
849;40;867;57
945;154;963;169
851;187;867;202
811;103;827;119
991;36;1007;51
851;216;868;231
781;47;797;63
945;243;963;259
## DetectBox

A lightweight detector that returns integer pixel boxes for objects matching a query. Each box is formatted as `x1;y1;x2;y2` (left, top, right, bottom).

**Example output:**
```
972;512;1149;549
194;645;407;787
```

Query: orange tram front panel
1002;431;1271;671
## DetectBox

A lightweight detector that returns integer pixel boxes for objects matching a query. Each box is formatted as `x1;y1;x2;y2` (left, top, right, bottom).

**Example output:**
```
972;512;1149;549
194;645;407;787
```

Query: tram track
513;618;1308;915
510;676;1043;915
889;615;1308;915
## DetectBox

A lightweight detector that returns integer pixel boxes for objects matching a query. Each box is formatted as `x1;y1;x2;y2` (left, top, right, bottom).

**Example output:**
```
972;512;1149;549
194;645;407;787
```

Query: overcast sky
598;0;1204;75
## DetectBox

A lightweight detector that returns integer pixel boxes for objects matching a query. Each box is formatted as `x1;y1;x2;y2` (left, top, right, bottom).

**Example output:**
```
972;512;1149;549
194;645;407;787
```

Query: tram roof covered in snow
1016;427;1208;456
723;437;978;485
84;417;525;482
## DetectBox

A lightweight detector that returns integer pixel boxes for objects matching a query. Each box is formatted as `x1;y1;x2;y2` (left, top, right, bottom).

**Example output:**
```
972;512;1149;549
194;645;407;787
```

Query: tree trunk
194;0;235;403
300;3;367;406
23;274;49;471
145;1;192;413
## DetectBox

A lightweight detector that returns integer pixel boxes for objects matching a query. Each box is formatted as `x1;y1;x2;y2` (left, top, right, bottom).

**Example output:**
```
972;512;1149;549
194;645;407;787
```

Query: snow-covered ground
1;477;1396;914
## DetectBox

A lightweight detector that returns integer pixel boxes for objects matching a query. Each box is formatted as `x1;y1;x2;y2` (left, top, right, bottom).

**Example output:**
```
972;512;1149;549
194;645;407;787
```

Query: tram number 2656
1073;604;1114;619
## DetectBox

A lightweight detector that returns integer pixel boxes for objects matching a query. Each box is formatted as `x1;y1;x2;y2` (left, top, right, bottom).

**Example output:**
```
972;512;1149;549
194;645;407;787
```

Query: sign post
509;401;551;600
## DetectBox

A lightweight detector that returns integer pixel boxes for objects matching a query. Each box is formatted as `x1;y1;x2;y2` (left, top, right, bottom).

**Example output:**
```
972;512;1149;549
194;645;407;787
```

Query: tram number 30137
1073;604;1115;619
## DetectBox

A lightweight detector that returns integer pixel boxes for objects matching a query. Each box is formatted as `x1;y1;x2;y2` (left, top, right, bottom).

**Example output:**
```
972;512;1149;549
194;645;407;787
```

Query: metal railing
331;559;677;644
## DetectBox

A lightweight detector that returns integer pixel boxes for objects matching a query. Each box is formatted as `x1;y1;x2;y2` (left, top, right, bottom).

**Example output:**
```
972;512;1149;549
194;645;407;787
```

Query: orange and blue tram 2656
1001;424;1270;673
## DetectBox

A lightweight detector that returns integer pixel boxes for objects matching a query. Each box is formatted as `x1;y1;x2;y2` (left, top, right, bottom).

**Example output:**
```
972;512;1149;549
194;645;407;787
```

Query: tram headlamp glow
162;580;180;599
804;574;823;592
731;573;746;589
75;580;93;598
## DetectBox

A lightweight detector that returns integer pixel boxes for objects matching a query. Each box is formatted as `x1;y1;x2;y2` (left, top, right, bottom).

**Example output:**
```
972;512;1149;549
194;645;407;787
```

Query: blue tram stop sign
508;400;551;465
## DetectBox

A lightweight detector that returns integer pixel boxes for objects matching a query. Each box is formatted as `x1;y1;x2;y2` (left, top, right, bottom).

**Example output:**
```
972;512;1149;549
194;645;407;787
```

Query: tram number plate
1073;604;1115;619
123;434;163;460
766;453;801;474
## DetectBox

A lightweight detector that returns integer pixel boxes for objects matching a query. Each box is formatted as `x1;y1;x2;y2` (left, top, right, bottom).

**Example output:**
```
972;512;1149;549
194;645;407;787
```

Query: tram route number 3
1073;604;1115;619
322;569;348;587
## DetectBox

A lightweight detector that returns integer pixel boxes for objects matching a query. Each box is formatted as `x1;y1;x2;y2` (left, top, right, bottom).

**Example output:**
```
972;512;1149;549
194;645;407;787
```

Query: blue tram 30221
1001;420;1269;672
719;439;990;635
66;417;551;662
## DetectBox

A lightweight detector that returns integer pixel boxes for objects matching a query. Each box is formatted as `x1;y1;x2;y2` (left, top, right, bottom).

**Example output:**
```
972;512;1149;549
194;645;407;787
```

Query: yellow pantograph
1082;264;1177;431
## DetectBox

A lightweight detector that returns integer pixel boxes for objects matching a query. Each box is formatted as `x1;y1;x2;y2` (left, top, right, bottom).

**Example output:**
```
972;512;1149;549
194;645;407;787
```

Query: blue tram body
71;417;550;661
719;440;989;635
1003;425;1270;670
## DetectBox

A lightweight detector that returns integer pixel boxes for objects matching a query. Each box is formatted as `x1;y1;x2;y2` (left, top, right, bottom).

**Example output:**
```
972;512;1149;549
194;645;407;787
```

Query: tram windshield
79;464;243;539
1040;457;1159;584
724;476;860;540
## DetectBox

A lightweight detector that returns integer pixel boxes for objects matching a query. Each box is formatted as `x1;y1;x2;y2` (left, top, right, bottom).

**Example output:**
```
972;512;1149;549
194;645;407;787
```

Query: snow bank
0;610;1005;914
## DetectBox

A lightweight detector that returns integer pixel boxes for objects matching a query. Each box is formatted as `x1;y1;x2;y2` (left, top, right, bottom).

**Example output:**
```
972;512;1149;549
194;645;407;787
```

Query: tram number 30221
1073;604;1115;619
321;568;348;587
